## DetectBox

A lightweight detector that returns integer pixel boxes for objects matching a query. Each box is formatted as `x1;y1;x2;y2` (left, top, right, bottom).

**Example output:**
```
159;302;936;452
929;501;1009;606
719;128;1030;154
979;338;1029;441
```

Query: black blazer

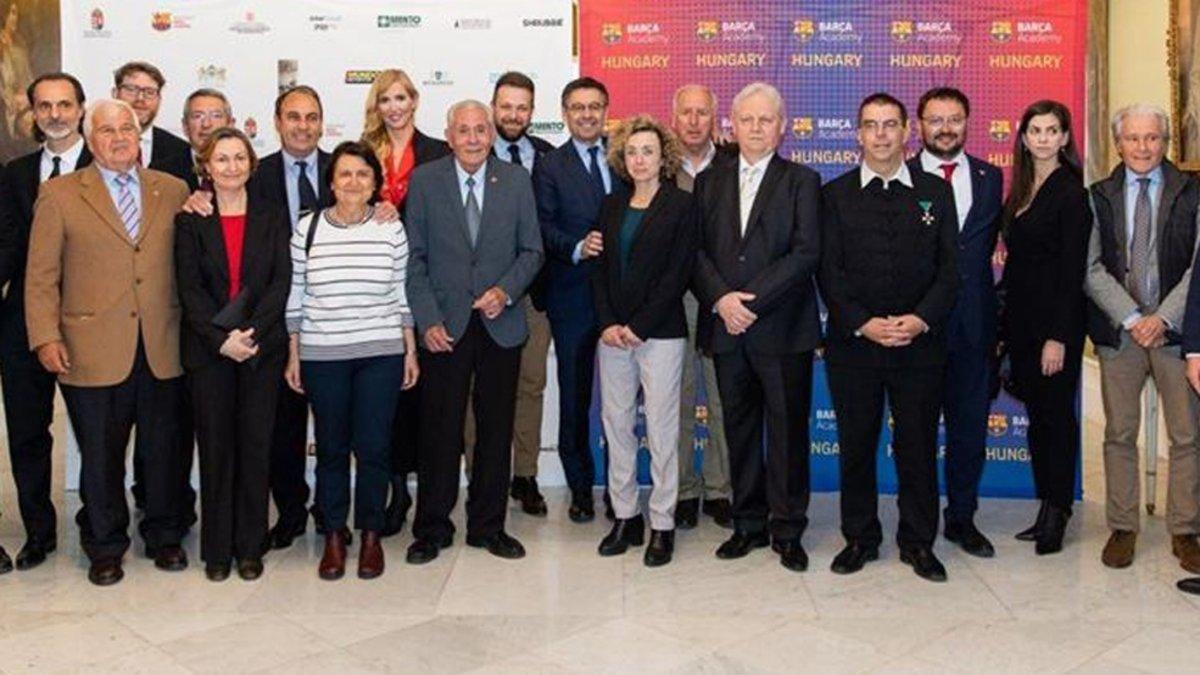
591;182;697;340
174;196;292;371
411;128;451;166
0;145;94;305
248;149;333;214
1000;165;1091;350
149;126;195;185
692;153;822;355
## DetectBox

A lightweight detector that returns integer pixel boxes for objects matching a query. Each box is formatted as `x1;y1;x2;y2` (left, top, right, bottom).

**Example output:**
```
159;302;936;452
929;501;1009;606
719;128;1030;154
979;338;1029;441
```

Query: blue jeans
302;355;404;533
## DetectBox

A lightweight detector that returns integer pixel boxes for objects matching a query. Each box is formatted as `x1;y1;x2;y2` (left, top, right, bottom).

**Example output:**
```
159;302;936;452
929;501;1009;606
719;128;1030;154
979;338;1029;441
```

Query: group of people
0;60;1198;595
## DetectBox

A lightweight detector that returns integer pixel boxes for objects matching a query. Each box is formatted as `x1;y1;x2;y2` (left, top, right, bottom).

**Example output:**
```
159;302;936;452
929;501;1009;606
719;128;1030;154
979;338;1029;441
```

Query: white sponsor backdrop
59;0;578;488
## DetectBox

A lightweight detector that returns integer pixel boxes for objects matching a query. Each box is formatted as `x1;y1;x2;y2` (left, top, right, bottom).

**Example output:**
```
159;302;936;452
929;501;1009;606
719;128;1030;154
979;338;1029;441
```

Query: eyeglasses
860;119;902;132
118;83;160;100
566;102;606;114
187;110;229;123
921;116;966;129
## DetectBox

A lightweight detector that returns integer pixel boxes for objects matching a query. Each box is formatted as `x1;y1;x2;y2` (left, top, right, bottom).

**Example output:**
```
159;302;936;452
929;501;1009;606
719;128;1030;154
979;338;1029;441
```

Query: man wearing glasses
181;88;236;191
112;61;192;183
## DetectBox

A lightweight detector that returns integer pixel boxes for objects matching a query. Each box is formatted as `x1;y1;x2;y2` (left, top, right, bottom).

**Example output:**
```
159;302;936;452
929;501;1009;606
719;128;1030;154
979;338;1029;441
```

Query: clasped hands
220;327;259;362
424;286;509;353
600;324;644;349
858;315;928;347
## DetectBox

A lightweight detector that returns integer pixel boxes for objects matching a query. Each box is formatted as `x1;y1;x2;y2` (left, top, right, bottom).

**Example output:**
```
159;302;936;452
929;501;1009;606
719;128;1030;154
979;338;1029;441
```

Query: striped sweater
286;209;413;361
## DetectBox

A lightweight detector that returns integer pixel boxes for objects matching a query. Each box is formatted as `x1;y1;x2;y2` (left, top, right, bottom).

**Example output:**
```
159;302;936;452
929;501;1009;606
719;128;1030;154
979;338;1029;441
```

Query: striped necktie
115;172;139;240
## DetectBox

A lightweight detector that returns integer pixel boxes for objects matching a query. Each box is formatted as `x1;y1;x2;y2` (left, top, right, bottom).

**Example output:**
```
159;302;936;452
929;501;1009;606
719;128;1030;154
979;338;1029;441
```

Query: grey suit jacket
405;155;543;348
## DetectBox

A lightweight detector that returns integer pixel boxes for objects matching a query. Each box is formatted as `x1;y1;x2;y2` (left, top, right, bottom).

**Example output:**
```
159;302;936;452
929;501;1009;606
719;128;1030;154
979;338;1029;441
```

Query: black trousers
133;383;197;530
1011;342;1081;510
0;309;57;544
190;352;283;564
270;383;312;526
941;335;991;524
390;381;421;477
60;341;183;562
827;363;942;548
713;346;813;541
414;313;522;542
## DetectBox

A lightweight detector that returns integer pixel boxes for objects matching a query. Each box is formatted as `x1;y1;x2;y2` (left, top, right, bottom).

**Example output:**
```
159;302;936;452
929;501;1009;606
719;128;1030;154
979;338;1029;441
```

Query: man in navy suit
910;87;1003;557
532;77;626;522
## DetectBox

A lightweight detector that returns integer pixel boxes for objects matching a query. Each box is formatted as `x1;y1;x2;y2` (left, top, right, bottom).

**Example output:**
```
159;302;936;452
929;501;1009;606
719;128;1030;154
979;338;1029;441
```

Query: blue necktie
587;145;607;196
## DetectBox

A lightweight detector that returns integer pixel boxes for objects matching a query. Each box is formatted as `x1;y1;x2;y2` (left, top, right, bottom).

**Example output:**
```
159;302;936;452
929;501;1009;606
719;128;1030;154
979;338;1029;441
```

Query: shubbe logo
989;119;1011;142
601;22;622;44
890;20;913;43
987;413;1009;437
990;21;1013;43
696;20;719;42
792;117;813;139
523;18;563;27
792;19;815;42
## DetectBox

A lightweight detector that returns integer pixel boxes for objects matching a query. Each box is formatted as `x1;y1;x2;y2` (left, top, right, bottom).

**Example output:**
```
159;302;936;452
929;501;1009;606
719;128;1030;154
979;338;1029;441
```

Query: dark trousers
190;352;283;563
713;346;813;541
390;383;421;476
942;337;991;524
1012;343;1080;510
414;313;522;542
547;310;599;496
303;354;403;533
0;309;57;544
133;384;197;533
60;341;182;562
827;363;942;548
270;384;311;526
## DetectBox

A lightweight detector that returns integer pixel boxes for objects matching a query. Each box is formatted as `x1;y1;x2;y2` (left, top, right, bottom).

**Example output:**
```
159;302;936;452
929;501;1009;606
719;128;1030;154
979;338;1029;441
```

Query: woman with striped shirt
284;141;419;581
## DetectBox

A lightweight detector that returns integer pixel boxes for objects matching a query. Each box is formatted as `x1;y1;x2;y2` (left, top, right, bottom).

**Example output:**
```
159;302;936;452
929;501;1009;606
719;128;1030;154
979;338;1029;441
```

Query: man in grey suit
404;99;544;564
1085;103;1200;572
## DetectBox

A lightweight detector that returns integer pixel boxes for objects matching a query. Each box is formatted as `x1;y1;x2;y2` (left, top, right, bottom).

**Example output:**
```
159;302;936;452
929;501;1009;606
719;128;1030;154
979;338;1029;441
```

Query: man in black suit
0;72;91;573
488;71;554;516
820;92;958;582
692;82;821;572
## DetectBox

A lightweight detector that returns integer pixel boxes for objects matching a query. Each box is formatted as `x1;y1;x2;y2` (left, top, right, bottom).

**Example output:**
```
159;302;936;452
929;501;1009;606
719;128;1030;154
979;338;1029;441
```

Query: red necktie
939;162;956;181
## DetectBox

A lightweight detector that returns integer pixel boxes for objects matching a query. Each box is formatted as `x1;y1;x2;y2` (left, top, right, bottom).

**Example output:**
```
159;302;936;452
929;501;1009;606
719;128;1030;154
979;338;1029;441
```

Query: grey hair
182;88;232;121
673;84;717;114
445;99;493;127
1111;103;1171;144
83;99;141;138
730;82;784;121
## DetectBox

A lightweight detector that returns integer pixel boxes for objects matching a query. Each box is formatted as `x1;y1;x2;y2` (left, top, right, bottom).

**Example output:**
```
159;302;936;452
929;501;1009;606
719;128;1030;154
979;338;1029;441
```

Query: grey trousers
678;291;731;501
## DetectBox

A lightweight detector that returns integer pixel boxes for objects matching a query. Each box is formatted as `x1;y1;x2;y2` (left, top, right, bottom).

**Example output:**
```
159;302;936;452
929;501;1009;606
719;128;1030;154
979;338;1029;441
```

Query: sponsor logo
990;21;1013;43
243;117;258;139
625;22;665;44
529;120;565;135
890;20;914;43
793;19;815;42
84;7;111;37
377;15;421;29
152;11;172;31
814;20;862;43
695;52;765;67
197;65;227;88
522;17;563;27
792;116;857;140
308;14;342;31
696;20;719;41
600;54;670;69
789;53;863;68
230;11;269;34
345;70;381;85
421;70;454;87
987;413;1009;436
988;53;1063;69
91;7;104;30
792;117;813;139
454;18;491;30
989;119;1012;141
1017;20;1062;43
601;22;622;44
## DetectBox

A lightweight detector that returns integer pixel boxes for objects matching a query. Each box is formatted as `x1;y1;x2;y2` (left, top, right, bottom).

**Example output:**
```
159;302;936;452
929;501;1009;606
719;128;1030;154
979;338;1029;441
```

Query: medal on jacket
918;200;934;226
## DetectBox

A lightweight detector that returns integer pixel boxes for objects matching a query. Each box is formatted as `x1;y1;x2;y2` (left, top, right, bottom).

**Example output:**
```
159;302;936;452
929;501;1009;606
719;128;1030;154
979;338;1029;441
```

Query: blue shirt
454;159;486;209
493;135;534;173
571;137;611;194
97;165;141;230
1124;164;1164;261
282;148;320;230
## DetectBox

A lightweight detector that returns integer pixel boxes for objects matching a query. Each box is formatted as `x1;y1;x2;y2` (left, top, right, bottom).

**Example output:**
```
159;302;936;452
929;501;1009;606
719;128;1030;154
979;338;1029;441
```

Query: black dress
999;165;1091;509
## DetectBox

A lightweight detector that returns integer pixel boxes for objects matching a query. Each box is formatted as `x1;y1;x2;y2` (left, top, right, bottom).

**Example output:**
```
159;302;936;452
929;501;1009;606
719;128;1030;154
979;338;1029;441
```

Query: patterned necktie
739;166;761;235
115;172;139;240
465;175;481;246
1129;177;1156;310
587;145;607;196
939;162;957;181
296;160;318;215
49;156;62;179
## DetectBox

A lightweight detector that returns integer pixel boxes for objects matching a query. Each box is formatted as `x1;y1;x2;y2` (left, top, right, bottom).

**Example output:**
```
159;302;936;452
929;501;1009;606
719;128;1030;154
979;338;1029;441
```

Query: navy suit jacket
532;139;627;325
908;154;1003;351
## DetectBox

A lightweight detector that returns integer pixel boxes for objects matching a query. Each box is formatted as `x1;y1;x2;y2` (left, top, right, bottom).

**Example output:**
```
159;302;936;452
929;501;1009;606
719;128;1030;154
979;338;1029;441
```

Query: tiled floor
0;362;1198;673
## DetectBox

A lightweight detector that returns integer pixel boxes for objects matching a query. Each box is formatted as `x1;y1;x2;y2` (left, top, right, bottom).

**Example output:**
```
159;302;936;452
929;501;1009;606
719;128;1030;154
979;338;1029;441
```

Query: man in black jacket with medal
819;93;958;582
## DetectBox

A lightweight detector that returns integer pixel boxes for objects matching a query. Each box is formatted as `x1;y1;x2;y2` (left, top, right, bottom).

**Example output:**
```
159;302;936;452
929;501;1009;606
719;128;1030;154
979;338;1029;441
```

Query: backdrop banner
580;0;1089;498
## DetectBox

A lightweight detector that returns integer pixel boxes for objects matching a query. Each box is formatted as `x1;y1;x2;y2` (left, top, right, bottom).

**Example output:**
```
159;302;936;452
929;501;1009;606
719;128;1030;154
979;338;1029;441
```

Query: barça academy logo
991;21;1013;43
696;21;718;42
601;22;622;44
792;117;813;139
152;11;171;31
890;21;913;43
987;413;1009;437
793;19;815;42
989;119;1012;142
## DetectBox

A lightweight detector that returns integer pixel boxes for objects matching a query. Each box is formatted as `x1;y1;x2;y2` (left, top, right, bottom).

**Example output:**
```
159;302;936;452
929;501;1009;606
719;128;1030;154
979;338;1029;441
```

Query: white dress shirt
138;127;154;166
859;161;914;190
919;149;972;230
39;137;85;182
682;141;717;178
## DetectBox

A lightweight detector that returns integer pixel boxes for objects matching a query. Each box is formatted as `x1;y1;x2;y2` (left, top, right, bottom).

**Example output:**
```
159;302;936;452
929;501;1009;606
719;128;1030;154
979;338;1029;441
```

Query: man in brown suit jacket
24;99;190;586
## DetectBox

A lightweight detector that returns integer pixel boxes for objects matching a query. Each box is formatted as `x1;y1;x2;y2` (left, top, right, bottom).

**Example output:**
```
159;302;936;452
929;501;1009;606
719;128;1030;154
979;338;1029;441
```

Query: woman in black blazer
175;128;292;581
591;115;697;567
999;100;1091;555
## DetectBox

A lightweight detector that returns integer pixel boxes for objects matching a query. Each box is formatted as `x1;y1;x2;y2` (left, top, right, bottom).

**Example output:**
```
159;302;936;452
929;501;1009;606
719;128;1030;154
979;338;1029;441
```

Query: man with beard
909;87;1003;558
488;71;554;515
0;72;92;573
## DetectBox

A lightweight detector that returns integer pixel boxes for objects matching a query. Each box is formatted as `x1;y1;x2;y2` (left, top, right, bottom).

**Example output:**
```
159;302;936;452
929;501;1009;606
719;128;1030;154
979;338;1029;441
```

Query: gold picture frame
1171;0;1200;171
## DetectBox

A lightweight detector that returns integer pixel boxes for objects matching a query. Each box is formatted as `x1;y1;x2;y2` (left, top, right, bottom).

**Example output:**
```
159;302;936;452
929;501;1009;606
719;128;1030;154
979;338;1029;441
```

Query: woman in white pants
591;115;697;566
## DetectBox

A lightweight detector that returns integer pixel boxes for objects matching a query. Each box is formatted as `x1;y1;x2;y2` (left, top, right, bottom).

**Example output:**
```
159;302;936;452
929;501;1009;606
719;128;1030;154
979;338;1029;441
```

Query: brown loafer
318;530;348;581
1172;534;1200;574
1101;530;1136;569
358;530;384;579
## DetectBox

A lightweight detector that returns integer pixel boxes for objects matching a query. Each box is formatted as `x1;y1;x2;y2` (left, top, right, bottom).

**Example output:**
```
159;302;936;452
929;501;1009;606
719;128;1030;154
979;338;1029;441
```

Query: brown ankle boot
318;530;348;580
1173;534;1200;574
358;531;384;579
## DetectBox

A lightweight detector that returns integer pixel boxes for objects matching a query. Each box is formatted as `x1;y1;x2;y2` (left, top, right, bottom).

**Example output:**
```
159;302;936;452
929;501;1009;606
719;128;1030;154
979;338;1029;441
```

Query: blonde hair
606;114;683;182
360;69;419;162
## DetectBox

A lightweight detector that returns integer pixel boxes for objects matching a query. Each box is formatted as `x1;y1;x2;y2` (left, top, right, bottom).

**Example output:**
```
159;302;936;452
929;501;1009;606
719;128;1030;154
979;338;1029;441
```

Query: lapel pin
490;176;498;184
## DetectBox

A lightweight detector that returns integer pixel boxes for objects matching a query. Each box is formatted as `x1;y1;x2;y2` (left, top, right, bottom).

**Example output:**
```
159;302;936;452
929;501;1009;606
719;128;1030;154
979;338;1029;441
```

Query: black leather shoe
776;538;809;572
381;479;412;537
511;476;549;516
0;546;11;575
1016;501;1049;541
900;546;947;582
269;518;307;550
88;559;124;586
15;539;55;571
404;533;452;565
1178;577;1200;595
944;521;995;558
154;546;189;572
466;531;526;559
715;530;770;559
598;515;645;556
1035;504;1071;555
830;543;879;574
238;558;264;581
702;498;733;528
644;530;674;567
569;491;595;523
675;498;699;530
205;562;231;582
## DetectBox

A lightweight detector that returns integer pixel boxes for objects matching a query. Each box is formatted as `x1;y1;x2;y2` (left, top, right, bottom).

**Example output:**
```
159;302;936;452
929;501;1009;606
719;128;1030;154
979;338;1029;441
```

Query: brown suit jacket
25;164;190;386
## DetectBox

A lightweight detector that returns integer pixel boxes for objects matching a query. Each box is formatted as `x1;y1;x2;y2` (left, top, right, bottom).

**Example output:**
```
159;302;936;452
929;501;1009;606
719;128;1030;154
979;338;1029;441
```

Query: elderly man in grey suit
1085;103;1200;572
404;99;544;564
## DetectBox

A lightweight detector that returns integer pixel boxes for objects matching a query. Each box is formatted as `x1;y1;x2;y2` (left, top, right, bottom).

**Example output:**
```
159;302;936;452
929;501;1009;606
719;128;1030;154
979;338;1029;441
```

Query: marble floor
0;364;1199;673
